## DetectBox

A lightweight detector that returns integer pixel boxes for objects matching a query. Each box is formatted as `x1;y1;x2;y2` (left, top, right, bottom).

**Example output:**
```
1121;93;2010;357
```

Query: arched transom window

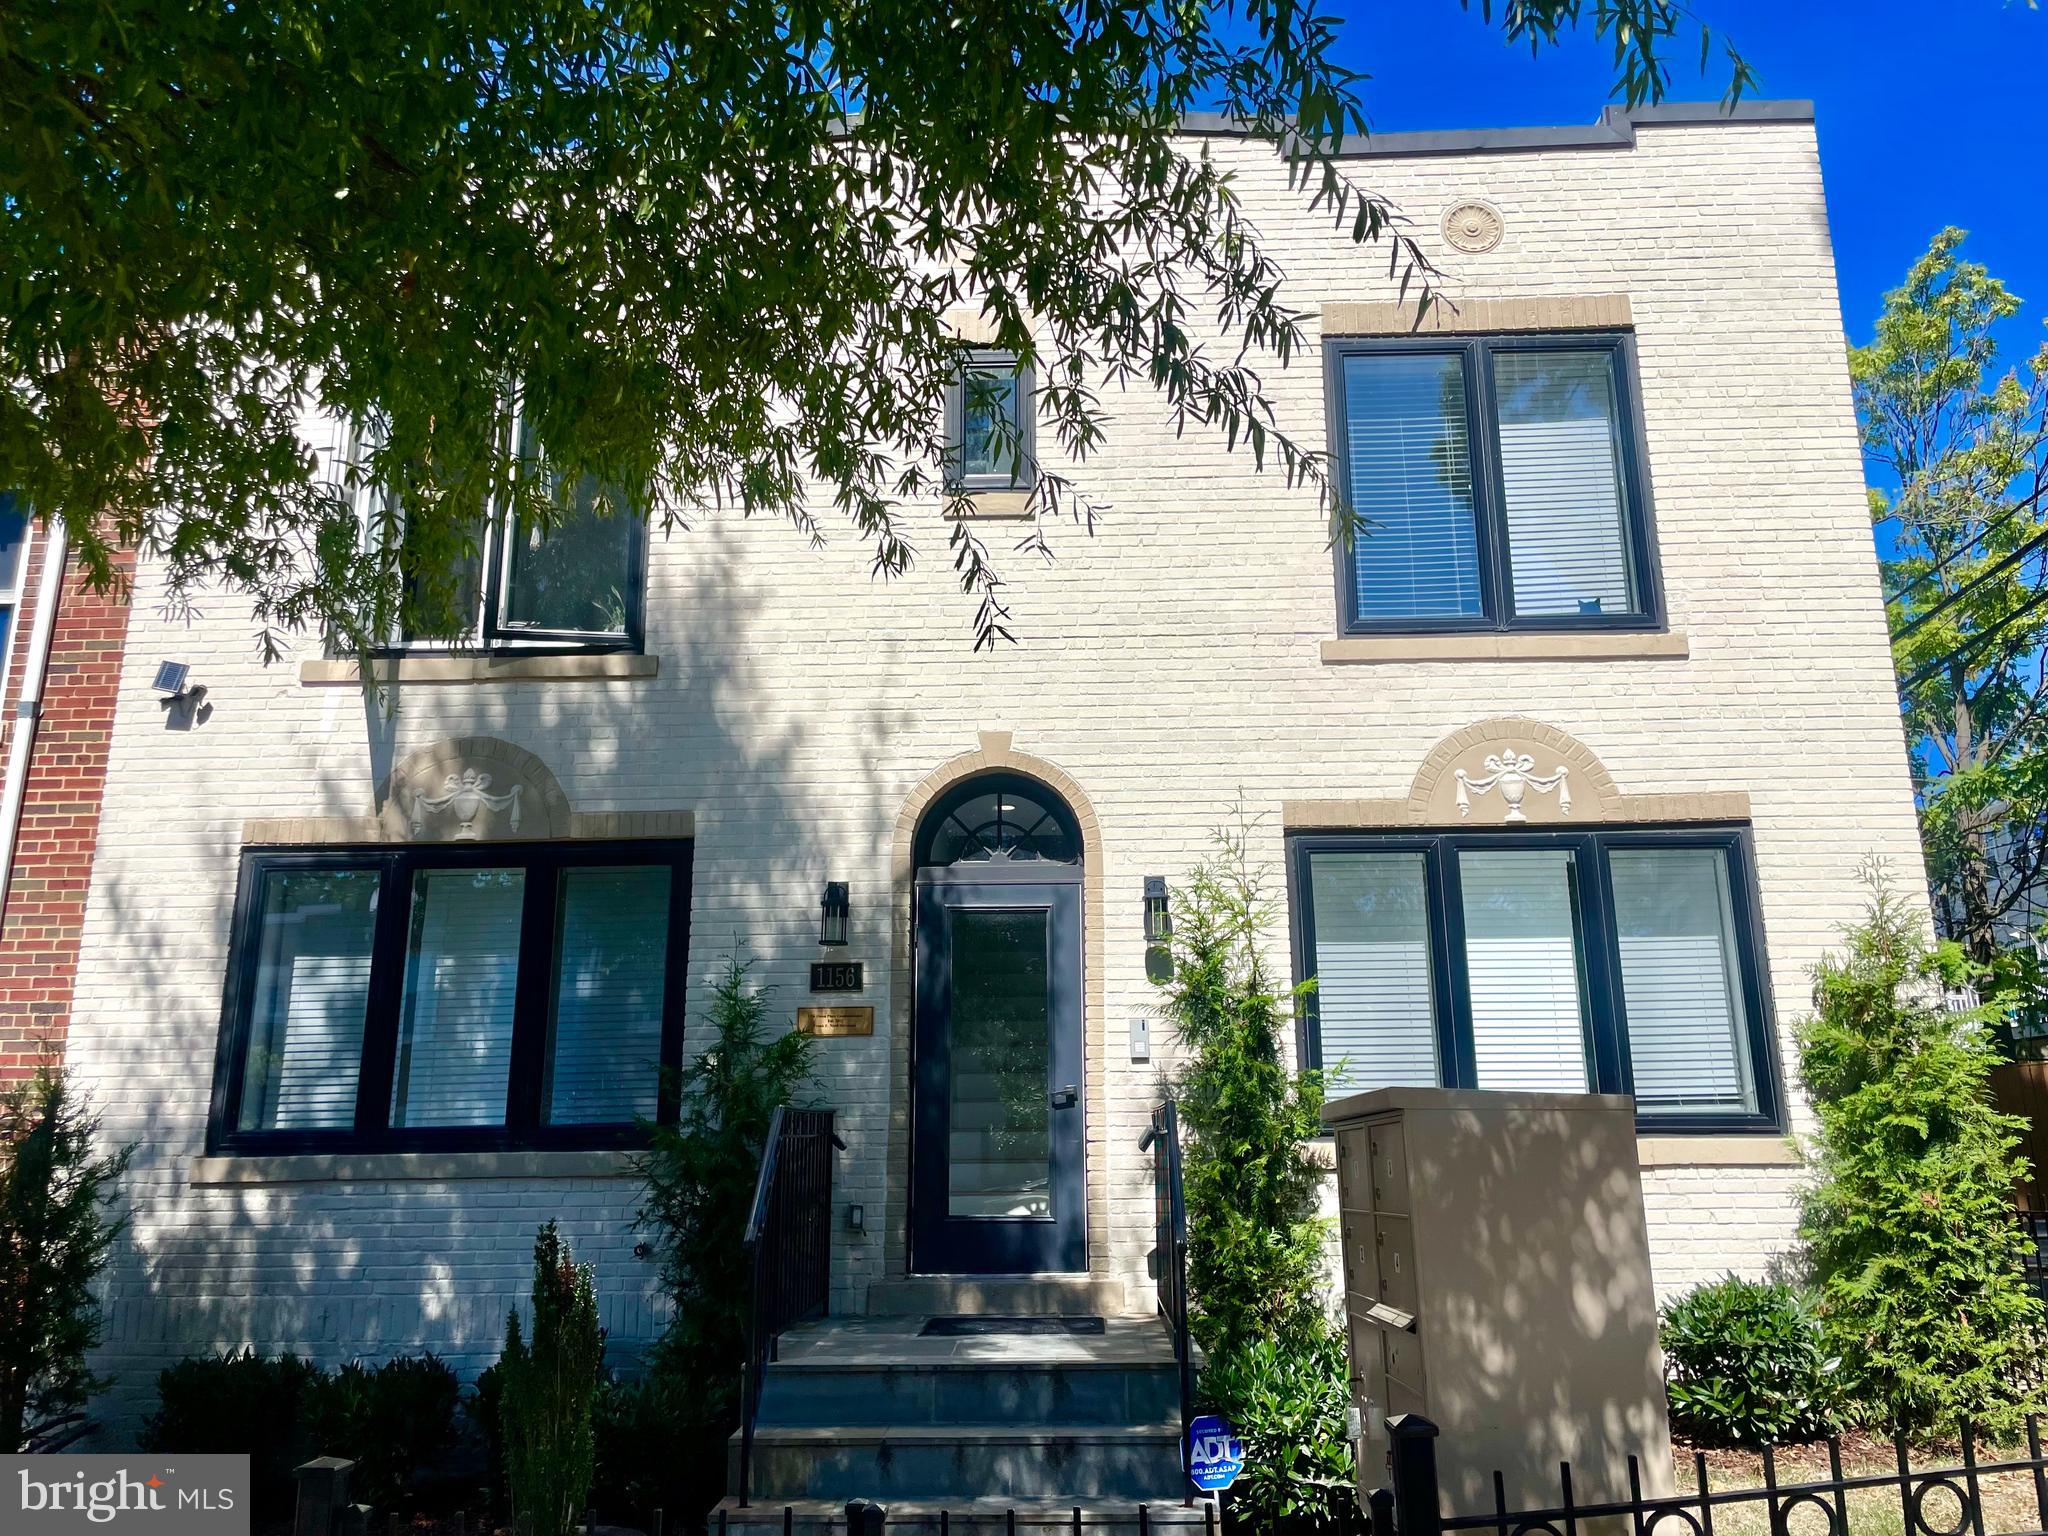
916;774;1082;868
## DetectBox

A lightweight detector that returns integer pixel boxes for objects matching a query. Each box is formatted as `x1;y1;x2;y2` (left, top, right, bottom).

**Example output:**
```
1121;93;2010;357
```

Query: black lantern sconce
1143;876;1171;943
820;881;851;947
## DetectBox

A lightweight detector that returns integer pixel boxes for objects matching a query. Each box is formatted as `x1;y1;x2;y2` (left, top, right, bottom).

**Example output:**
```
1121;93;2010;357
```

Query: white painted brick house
62;100;1921;1445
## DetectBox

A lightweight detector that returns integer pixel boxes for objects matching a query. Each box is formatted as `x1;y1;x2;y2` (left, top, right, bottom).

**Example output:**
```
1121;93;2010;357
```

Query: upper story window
209;840;691;1154
1327;333;1658;632
946;350;1036;493
1291;826;1779;1132
0;492;29;660
358;413;647;653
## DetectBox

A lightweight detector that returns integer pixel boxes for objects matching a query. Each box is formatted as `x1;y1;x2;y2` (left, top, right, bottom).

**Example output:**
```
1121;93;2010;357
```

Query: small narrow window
1340;353;1483;621
236;867;381;1132
0;491;30;660
1494;350;1637;618
543;865;672;1125
390;867;526;1128
1307;851;1439;1094
948;350;1035;492
1456;848;1592;1093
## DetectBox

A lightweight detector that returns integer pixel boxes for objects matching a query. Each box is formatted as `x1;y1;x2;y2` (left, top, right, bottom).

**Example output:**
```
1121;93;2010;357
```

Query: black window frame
1324;331;1664;635
207;839;693;1156
1287;824;1782;1134
945;348;1037;494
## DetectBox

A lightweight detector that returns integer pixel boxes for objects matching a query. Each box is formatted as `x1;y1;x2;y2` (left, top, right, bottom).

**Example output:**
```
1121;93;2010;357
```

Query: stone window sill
188;1150;640;1186
1635;1135;1800;1169
1321;631;1689;665
943;491;1034;521
299;653;659;686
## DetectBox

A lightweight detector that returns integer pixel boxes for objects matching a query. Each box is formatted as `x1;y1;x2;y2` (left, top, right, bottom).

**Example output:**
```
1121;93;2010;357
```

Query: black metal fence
1374;1413;2048;1536
739;1106;844;1507
1142;1100;1198;1507
2019;1190;2048;1310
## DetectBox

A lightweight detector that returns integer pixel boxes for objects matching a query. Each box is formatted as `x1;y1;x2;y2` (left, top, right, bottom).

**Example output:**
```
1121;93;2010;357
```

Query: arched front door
911;773;1087;1274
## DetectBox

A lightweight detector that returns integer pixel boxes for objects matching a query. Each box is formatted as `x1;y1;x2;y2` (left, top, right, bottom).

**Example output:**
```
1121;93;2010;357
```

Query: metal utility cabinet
1325;1087;1676;1516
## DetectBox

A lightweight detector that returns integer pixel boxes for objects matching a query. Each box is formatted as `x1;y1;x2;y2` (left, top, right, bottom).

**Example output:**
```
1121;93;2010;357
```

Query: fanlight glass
920;777;1081;867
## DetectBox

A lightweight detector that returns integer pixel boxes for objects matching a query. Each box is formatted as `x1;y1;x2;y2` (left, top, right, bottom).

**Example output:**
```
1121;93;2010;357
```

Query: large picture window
210;841;691;1153
1290;827;1778;1131
1326;333;1659;633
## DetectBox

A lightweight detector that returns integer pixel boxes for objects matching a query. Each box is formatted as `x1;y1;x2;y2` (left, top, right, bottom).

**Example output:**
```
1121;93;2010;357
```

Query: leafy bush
633;954;812;1516
1202;1327;1354;1534
0;1067;132;1453
1155;816;1329;1358
308;1355;461;1509
143;1351;326;1520
499;1223;605;1536
1660;1276;1839;1446
1798;871;2046;1438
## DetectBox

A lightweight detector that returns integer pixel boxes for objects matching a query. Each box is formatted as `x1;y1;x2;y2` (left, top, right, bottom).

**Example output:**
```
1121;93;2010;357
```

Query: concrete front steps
716;1304;1202;1535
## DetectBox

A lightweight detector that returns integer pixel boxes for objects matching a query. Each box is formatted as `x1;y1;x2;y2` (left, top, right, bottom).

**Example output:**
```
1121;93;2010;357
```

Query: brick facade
0;537;136;1079
59;106;1923;1438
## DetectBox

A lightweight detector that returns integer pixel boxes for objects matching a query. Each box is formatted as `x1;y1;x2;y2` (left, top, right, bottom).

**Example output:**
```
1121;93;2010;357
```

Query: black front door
911;870;1086;1273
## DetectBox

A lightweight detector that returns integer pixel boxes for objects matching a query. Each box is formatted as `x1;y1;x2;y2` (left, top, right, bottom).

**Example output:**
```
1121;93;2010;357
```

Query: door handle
1050;1085;1078;1109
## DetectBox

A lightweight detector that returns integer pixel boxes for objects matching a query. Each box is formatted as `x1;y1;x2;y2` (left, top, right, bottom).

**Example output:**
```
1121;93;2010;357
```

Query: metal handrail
738;1106;844;1507
1141;1101;1195;1505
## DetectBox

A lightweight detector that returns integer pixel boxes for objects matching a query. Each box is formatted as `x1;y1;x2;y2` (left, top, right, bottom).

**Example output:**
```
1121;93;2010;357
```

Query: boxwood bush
1660;1275;1839;1446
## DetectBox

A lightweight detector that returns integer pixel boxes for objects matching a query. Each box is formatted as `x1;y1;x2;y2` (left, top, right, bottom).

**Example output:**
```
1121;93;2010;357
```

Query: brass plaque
798;1005;874;1038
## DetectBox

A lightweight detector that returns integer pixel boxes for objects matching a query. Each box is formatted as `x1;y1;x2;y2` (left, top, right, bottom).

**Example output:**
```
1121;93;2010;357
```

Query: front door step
712;1493;1216;1536
866;1277;1144;1318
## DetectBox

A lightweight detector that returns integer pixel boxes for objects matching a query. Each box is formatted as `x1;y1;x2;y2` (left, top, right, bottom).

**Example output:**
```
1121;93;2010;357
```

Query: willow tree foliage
3;3;1747;652
1854;230;2048;960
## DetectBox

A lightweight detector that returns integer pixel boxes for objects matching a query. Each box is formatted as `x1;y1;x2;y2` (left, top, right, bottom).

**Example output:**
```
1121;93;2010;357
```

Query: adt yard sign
1188;1414;1244;1492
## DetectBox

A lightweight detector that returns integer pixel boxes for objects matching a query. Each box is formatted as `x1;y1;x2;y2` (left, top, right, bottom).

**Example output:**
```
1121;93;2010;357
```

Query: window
357;414;647;653
1327;334;1657;632
946;350;1035;493
0;492;30;662
1292;827;1777;1131
210;841;691;1153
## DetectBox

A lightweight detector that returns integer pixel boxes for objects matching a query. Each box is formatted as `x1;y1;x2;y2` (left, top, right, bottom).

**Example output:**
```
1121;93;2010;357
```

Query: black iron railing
1142;1101;1195;1505
1373;1413;2048;1536
739;1106;843;1507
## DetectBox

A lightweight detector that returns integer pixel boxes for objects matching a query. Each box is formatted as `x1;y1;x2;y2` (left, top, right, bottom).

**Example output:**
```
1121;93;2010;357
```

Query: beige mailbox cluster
1325;1087;1677;1516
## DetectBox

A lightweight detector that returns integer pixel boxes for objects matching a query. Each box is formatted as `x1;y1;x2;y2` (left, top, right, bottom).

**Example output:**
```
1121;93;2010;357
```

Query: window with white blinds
237;869;380;1132
1294;830;1776;1129
1457;850;1592;1093
1330;333;1652;632
216;842;690;1150
391;868;525;1128
1609;848;1757;1116
1494;351;1637;618
1308;852;1439;1093
544;866;671;1125
1341;352;1484;620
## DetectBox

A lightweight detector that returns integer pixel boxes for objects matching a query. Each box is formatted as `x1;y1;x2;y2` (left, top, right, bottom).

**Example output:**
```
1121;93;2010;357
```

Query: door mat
919;1315;1107;1337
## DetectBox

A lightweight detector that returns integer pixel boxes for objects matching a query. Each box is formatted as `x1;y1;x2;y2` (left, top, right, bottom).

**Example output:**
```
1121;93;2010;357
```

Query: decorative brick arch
884;732;1109;1280
1407;717;1621;825
381;735;574;841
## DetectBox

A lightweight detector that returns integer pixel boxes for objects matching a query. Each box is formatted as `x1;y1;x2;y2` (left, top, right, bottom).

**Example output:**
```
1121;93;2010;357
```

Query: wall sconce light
1143;876;1171;943
820;881;850;946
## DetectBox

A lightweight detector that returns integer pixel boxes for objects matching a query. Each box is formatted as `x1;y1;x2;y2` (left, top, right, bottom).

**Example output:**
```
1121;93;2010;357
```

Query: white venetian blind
1457;849;1591;1092
1494;350;1637;618
1609;848;1757;1116
238;869;380;1132
544;866;670;1125
390;868;524;1127
1308;852;1439;1093
1342;352;1484;620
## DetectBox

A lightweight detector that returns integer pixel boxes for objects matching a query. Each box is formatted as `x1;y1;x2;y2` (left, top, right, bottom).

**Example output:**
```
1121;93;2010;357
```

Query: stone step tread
711;1495;1214;1531
746;1422;1183;1445
774;1315;1180;1368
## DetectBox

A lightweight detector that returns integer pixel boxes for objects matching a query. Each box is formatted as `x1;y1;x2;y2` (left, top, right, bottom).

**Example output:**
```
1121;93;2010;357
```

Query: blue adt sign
1188;1414;1245;1492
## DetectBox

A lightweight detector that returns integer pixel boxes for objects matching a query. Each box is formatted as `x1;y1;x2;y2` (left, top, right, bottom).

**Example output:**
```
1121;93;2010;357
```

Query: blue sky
1333;1;2048;362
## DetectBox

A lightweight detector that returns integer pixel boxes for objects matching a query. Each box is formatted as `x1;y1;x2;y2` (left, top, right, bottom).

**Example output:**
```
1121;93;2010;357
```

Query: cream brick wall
63;111;1917;1436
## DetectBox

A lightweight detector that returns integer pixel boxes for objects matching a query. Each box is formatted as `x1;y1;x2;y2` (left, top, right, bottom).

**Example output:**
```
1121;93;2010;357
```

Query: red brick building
0;497;135;1080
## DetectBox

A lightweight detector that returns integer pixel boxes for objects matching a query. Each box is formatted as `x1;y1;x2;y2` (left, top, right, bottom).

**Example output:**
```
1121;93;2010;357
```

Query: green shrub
633;954;813;1517
499;1223;604;1536
1798;871;2046;1438
1660;1276;1839;1446
0;1068;132;1453
1202;1327;1354;1534
309;1355;461;1509
143;1351;326;1520
1155;815;1329;1359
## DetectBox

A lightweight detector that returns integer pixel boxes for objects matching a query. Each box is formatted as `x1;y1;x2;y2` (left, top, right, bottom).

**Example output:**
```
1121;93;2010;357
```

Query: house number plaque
798;1006;874;1038
809;961;865;993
